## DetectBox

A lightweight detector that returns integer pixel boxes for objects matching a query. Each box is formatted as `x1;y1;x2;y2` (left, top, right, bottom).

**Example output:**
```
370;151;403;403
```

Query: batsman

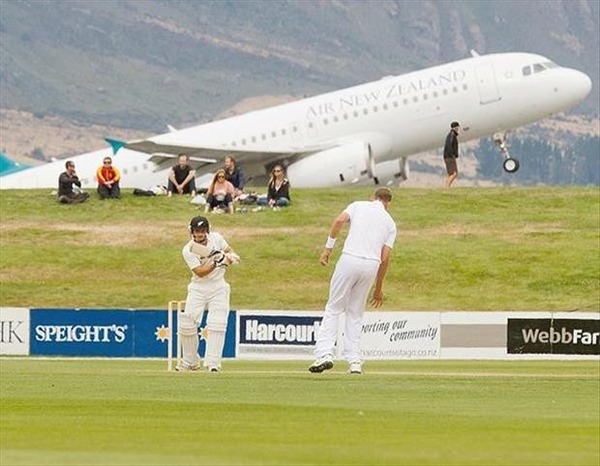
177;216;240;372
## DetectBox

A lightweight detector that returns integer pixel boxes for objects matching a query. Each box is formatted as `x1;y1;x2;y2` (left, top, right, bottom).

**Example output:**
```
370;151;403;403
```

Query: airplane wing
146;152;218;172
112;137;342;177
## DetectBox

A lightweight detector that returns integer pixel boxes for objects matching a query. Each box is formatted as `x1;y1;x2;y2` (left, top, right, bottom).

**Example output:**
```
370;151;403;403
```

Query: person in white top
177;216;240;372
309;187;397;375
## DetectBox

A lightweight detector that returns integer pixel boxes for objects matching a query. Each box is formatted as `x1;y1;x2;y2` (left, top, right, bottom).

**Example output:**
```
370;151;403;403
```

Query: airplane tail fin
0;152;31;176
105;138;127;155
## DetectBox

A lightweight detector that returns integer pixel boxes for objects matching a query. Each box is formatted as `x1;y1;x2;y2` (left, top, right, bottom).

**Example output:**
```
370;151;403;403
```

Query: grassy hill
0;187;598;311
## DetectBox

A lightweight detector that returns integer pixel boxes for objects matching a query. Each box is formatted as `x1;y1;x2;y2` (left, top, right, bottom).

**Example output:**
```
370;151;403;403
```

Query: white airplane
0;147;166;190
0;51;591;190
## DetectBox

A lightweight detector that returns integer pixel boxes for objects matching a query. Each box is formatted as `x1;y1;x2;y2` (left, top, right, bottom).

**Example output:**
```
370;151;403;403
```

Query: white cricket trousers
314;253;380;362
182;281;230;328
179;281;230;368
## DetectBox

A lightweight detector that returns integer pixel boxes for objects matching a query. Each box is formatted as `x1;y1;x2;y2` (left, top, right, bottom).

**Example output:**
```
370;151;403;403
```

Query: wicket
167;300;185;371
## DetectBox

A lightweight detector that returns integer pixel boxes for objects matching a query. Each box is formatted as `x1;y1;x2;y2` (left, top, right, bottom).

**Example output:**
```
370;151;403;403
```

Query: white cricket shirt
182;232;230;285
342;200;397;262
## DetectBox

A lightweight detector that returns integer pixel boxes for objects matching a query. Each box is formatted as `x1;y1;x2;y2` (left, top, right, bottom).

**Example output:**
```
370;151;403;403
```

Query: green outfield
1;187;599;465
1;359;598;466
1;187;598;311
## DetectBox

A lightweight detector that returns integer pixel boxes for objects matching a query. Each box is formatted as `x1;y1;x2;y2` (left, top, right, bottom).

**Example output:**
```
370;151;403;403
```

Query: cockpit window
523;61;559;77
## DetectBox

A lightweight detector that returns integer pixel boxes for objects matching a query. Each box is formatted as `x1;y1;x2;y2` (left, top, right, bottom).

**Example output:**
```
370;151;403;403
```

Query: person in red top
96;156;121;199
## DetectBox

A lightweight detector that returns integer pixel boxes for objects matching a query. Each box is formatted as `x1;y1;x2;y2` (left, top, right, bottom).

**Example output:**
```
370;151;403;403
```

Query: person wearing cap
309;187;397;375
443;121;461;188
176;216;240;372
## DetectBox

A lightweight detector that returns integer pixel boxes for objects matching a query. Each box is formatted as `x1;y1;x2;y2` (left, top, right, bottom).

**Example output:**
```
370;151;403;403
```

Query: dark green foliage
476;136;600;185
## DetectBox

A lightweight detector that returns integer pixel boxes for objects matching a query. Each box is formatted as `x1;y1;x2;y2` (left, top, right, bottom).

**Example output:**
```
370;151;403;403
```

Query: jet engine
286;141;375;188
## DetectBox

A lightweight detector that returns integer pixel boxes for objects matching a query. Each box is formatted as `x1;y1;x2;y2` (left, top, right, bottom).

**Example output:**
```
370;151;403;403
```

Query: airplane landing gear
503;157;520;173
493;132;520;173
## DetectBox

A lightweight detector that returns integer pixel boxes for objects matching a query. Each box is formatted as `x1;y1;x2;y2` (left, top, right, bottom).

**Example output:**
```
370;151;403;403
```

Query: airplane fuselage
143;52;590;187
1;52;591;189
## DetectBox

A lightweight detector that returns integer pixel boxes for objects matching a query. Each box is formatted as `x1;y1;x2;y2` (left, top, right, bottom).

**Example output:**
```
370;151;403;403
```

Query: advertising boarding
507;318;600;355
238;311;323;359
31;309;134;357
237;311;441;360
29;308;237;358
0;307;30;355
361;312;440;359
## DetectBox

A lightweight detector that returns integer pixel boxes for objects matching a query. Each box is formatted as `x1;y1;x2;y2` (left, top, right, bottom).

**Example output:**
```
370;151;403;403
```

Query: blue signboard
30;309;133;357
133;309;171;357
30;308;237;358
134;309;237;358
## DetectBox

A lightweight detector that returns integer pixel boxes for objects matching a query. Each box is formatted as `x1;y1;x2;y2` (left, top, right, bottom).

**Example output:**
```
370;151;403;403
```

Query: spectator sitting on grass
205;169;235;214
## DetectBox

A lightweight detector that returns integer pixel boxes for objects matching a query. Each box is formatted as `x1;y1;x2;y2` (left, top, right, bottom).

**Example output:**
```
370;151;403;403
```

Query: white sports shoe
308;355;334;373
348;361;362;374
175;362;200;372
208;366;220;373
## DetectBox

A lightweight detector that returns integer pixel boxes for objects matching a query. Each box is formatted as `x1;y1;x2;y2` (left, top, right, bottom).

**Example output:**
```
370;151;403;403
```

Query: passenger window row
121;162;150;176
228;82;470;148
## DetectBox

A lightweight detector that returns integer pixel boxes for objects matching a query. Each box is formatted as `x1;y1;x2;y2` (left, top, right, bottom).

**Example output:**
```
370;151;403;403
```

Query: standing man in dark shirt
224;155;245;198
167;155;197;197
443;121;461;188
57;160;90;204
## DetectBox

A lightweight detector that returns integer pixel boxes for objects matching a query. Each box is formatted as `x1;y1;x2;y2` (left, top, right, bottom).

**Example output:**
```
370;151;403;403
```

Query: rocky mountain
0;1;598;185
1;0;598;131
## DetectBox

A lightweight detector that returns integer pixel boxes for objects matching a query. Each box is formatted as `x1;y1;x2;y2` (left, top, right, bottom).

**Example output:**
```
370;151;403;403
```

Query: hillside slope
1;0;598;131
0;187;597;311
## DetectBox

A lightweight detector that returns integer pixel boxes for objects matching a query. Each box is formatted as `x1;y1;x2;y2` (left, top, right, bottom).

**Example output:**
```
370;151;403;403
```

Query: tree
475;136;599;185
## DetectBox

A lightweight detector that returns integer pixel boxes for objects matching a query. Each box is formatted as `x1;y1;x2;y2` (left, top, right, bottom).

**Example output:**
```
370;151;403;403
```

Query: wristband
325;236;336;249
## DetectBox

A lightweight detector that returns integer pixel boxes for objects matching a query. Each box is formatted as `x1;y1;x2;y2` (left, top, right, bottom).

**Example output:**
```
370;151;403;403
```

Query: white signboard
0;307;30;355
360;312;440;359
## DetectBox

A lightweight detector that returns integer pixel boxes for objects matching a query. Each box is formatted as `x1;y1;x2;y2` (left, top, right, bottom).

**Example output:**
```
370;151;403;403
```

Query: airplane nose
573;70;592;101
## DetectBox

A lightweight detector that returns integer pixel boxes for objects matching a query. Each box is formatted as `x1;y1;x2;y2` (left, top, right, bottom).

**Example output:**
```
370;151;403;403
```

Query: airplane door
475;65;501;104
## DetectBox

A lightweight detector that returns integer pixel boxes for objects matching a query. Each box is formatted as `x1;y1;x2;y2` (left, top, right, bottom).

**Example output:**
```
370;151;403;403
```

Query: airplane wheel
503;157;520;173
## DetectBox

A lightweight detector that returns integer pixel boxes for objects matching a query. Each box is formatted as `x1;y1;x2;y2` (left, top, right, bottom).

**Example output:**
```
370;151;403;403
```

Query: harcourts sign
241;315;321;345
507;318;600;355
238;311;322;359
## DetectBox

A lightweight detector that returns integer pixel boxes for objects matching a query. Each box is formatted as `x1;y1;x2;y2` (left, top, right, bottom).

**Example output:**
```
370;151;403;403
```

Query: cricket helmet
189;216;210;233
